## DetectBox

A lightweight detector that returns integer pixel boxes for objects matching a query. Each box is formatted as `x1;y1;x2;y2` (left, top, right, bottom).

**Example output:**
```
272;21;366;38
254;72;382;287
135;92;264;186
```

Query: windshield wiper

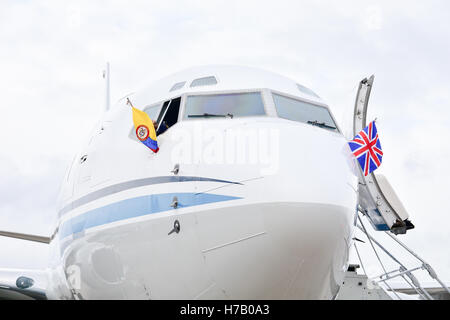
188;113;233;118
307;120;336;130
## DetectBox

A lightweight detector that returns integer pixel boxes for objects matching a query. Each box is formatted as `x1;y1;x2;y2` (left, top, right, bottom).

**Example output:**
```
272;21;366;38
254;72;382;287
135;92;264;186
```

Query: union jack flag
348;121;383;176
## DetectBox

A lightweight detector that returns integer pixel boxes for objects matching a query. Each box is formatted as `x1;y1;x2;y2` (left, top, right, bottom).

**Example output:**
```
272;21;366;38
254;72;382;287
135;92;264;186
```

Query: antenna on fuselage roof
103;62;110;112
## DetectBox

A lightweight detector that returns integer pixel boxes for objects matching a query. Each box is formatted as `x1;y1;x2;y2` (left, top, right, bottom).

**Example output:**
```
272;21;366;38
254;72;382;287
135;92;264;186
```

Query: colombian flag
131;106;159;153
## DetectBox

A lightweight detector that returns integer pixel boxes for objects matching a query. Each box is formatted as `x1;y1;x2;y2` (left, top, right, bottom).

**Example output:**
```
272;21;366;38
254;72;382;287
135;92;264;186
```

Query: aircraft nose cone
262;122;358;209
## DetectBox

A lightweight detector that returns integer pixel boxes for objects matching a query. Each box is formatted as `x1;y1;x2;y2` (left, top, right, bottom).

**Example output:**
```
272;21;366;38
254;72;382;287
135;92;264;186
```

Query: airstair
339;76;450;300
339;211;450;300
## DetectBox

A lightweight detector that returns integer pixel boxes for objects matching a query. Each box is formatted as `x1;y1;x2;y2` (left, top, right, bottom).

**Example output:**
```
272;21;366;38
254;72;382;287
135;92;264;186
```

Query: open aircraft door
353;76;414;235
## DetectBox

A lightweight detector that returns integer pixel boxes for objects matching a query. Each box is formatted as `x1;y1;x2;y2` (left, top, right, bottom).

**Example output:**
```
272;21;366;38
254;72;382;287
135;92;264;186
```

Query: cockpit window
143;104;161;120
272;93;338;132
296;83;320;98
190;76;218;87
184;92;265;119
156;97;181;135
170;81;186;92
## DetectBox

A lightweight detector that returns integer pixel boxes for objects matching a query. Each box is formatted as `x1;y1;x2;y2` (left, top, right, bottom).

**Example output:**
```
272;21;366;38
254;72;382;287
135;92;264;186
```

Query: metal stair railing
355;212;449;300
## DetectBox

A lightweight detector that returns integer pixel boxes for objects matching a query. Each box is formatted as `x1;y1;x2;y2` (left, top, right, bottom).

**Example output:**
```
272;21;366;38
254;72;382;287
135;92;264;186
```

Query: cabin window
272;93;338;132
184;92;265;119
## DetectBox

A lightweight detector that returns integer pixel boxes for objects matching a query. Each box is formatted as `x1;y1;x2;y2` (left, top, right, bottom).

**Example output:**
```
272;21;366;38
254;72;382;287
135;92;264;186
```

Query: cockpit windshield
272;93;338;132
184;92;265;119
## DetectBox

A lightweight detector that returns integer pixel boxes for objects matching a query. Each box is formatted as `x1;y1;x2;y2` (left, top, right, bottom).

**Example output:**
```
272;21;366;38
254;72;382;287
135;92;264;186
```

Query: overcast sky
0;0;449;288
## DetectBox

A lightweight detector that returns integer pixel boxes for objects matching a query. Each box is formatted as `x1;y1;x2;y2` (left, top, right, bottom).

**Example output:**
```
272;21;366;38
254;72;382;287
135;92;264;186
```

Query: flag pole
126;97;135;108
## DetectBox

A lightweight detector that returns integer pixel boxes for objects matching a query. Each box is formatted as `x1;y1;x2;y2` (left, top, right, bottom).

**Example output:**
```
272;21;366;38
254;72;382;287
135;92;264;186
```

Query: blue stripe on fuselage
59;192;241;239
58;176;242;217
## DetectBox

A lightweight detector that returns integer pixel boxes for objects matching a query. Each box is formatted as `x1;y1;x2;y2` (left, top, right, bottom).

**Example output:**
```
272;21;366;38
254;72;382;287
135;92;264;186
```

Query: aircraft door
352;76;413;234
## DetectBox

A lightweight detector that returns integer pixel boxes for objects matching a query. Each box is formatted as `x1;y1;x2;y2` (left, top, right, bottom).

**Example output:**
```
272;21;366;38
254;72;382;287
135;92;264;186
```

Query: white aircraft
0;65;421;299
